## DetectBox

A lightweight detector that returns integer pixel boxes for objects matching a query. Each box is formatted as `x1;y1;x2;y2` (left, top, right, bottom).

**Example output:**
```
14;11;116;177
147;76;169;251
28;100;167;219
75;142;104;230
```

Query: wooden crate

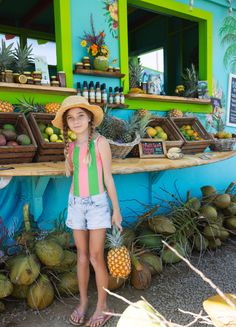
169;117;213;154
0;113;37;164
28;113;65;162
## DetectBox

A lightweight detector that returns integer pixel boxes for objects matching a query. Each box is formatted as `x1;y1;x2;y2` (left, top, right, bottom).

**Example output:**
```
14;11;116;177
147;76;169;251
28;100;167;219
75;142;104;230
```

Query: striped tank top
69;136;105;197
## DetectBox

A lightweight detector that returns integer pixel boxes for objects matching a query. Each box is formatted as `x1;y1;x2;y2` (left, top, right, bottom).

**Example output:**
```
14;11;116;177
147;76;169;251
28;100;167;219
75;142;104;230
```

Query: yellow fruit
155;126;163;133
186;129;194;136
0;100;14;112
159;132;168;141
50;134;58;142
70;132;76;141
146;127;157;137
45;127;54;136
184;125;192;130
45;103;61;114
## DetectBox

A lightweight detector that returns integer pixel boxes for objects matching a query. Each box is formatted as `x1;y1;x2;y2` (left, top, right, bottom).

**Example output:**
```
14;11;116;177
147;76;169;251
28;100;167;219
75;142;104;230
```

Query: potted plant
80;14;109;71
0;40;14;82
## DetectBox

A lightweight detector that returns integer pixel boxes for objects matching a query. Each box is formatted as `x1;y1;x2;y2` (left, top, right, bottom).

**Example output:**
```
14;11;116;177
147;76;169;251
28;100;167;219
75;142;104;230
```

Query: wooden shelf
0;151;235;177
73;69;125;79
125;93;211;105
0;82;77;95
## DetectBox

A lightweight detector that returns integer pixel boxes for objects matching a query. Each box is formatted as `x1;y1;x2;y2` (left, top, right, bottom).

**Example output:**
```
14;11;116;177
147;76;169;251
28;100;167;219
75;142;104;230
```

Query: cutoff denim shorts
66;192;112;230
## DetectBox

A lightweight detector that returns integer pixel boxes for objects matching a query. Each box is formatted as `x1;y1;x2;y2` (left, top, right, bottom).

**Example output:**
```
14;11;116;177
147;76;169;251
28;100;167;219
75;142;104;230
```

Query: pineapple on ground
106;226;131;279
0;100;14;112
45;103;61;114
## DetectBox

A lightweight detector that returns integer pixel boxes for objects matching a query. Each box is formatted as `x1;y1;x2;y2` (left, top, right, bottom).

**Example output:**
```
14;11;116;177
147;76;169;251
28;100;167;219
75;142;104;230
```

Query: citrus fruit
45;127;54;136
50;134;58;142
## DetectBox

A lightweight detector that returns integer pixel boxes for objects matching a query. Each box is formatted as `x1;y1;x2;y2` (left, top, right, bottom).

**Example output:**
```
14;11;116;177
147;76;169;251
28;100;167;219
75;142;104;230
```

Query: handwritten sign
227;73;236;127
138;139;166;158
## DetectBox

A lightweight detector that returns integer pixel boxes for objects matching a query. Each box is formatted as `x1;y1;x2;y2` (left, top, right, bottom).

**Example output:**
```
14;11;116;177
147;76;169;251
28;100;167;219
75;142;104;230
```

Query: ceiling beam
22;0;52;27
128;12;158;33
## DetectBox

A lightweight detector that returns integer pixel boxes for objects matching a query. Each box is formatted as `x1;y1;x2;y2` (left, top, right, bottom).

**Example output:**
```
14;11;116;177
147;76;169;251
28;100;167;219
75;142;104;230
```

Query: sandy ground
1;239;236;327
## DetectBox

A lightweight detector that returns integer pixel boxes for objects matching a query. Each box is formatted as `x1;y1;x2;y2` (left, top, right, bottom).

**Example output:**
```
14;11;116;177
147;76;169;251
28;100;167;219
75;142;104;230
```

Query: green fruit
3;124;16;132
52;126;61;135
17;134;31;145
37;122;46;133
45;127;54;136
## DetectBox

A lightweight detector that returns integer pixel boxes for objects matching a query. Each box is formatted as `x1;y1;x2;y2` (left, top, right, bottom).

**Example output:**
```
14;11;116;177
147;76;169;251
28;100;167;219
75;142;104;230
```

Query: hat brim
52;103;104;130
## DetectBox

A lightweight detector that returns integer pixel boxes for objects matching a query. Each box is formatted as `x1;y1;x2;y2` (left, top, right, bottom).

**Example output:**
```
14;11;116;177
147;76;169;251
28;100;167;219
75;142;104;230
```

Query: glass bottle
119;87;125;104
114;87;120;104
101;83;107;104
82;81;89;100
89;81;95;103
57;71;66;87
77;82;82;96
95;82;101;103
108;87;113;104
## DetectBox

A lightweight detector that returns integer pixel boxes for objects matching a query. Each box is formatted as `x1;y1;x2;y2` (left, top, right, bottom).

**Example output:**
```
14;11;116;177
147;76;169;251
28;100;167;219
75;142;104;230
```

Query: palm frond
223;43;236;68
221;33;236;46
219;16;236;40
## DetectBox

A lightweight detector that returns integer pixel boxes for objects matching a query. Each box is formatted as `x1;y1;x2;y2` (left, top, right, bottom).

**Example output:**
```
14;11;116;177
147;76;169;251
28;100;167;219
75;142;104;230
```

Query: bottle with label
108;87;113;104
119;87;125;104
82;81;89;100
95;82;101;103
57;71;66;87
101;83;108;104
77;82;82;96
114;87;120;104
147;74;156;94
141;72;148;93
89;81;95;103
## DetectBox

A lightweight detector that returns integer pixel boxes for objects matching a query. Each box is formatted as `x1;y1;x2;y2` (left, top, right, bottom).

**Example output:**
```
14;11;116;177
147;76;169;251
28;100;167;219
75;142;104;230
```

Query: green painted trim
53;0;73;87
119;0;213;106
0;24;54;41
125;99;212;113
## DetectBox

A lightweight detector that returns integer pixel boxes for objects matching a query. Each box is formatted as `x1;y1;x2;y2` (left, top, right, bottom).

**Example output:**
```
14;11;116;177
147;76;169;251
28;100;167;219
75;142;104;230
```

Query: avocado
17;134;31;145
2;129;17;141
3;124;16;132
0;134;7;146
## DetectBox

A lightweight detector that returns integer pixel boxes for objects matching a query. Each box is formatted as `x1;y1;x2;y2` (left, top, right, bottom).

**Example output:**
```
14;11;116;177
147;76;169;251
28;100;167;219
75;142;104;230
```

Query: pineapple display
106;226;131;279
0;100;14;112
129;57;143;89
0;40;14;74
168;109;184;118
17;97;45;115
182;64;198;98
45;103;61;114
13;43;33;73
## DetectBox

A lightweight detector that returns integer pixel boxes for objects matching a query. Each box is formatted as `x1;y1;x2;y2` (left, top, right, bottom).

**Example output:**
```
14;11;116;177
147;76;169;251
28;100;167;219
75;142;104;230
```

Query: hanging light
189;0;194;11
228;0;233;15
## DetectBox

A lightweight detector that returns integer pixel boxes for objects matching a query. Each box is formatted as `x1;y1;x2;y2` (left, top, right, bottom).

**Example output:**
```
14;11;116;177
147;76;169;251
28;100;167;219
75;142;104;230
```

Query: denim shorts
66;192;111;230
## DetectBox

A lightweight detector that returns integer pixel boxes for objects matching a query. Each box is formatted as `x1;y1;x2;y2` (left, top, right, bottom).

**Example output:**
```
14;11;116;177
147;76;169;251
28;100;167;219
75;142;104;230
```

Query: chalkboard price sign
138;139;166;158
227;73;236;127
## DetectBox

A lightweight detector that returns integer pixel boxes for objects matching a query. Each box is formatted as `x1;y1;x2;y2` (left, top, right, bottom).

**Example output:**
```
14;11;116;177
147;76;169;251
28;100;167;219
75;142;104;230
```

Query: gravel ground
1;239;236;327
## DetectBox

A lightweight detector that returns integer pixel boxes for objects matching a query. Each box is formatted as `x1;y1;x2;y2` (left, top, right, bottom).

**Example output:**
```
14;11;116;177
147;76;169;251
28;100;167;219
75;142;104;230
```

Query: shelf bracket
148;171;166;205
30;176;51;221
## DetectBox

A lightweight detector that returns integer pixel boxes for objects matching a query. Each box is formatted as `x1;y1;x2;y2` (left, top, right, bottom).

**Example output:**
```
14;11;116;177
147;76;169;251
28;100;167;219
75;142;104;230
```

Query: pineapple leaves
0;40;14;72
13;42;34;73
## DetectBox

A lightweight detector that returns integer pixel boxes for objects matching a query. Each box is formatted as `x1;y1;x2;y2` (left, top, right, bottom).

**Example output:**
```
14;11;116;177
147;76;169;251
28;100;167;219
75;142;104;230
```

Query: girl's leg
71;229;89;324
87;229;108;326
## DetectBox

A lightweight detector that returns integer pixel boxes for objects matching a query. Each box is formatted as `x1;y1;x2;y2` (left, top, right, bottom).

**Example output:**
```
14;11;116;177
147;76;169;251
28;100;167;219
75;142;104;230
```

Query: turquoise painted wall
1;0;236;248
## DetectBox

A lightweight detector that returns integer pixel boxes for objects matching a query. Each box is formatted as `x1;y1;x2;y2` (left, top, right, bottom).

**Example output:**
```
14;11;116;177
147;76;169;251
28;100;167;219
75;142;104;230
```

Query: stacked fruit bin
0;113;37;164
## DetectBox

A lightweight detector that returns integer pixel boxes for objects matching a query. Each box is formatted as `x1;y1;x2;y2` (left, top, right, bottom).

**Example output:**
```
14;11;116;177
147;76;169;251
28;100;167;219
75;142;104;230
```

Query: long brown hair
62;108;95;176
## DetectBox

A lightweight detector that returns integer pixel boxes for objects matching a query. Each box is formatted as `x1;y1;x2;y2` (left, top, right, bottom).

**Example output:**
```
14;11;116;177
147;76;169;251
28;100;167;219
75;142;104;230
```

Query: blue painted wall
1;0;236;245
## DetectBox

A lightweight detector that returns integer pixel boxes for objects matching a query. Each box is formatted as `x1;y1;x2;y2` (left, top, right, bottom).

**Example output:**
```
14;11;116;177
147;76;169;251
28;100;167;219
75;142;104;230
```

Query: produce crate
169;117;213;154
28;113;65;162
0;113;37;164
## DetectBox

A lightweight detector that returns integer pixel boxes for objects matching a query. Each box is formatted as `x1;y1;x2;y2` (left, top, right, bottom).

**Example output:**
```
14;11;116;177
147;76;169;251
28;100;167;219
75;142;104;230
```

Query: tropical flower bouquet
81;14;109;71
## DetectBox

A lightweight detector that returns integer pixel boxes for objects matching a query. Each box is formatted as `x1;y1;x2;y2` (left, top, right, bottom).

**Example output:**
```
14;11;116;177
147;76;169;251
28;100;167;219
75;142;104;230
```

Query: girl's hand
112;212;123;232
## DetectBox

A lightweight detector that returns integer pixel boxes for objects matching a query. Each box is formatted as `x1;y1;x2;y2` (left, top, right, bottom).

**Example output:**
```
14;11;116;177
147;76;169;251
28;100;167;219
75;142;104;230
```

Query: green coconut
148;216;176;235
200;206;218;223
108;275;125;291
185;197;201;211
35;239;64;267
131;262;152;290
224;217;236;230
27;274;54;310
223;203;236;216
138;229;162;250
117;300;162;327
49;250;77;273
5;254;25;270
162;243;188;264
218;228;230;241
208;238;221;250
203;224;221;240
11;284;29;299
46;231;71;248
193;234;209;252
56;272;79;295
230;194;236;203
201;185;217;198
0;273;13;298
213;194;231;209
139;252;163;275
121;228;136;248
9;254;40;285
0;301;5;313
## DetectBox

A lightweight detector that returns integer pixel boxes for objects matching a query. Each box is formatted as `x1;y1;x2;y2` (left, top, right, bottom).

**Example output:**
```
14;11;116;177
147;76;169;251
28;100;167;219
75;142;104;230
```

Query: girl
52;95;122;327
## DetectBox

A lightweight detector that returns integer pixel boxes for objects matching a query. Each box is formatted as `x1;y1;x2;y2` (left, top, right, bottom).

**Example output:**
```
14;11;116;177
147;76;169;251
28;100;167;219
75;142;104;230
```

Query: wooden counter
0;151;235;177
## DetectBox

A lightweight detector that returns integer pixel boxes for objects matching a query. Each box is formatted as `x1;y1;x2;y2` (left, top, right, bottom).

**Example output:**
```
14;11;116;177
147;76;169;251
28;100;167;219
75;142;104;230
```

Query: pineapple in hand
106;226;131;279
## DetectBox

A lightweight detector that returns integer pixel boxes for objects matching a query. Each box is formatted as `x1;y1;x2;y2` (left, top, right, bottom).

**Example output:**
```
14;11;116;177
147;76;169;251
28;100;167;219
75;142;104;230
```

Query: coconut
213;194;231;209
108;275;125;291
139;253;163;275
49;250;76;273
185;197;201;211
56;272;78;296
203;224;221;240
148;216;176;235
201;185;217;198
193;234;209;252
0;273;13;298
200;206;218;223
218;228;230;241
121;228;136;248
131;262;152;290
162;242;189;264
208;238;221;250
46;231;71;248
138;229;162;250
224;217;236;230
117;300;162;327
0;301;5;313
5;254;25;270
231;194;236;203
11;284;29;299
27;274;54;310
223;203;236;216
9;254;40;285
35;240;64;267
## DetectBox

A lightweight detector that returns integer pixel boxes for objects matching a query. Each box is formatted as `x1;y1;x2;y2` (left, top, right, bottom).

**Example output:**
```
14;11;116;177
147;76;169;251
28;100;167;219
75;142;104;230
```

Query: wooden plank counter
0;151;235;177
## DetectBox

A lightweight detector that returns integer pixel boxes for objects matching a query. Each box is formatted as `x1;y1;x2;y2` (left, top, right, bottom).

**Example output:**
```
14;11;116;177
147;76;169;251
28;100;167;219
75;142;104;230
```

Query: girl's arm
98;136;122;231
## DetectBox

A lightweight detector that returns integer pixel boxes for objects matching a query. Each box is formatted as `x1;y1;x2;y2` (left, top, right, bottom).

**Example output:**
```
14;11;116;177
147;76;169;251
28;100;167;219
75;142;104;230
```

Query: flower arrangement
80;14;109;58
103;0;118;39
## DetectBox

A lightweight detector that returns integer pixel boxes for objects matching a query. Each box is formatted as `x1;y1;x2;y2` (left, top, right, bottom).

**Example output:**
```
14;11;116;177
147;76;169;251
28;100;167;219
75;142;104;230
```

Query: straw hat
52;95;104;130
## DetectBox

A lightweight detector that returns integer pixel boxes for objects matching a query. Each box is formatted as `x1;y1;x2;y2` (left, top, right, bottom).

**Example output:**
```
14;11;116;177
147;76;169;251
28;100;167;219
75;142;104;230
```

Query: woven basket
209;138;236;152
108;133;141;159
